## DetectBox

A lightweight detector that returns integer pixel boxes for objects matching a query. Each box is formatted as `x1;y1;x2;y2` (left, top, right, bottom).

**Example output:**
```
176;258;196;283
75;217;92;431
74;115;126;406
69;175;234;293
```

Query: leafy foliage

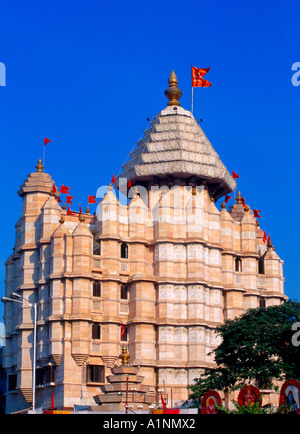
189;300;300;403
215;401;273;414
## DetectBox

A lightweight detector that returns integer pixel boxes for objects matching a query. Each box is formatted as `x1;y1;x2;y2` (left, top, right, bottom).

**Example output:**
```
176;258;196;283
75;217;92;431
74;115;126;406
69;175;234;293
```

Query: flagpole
43;143;46;167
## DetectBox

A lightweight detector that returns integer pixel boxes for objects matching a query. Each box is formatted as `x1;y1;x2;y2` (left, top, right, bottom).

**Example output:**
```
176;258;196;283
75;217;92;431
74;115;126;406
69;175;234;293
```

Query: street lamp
1;293;37;411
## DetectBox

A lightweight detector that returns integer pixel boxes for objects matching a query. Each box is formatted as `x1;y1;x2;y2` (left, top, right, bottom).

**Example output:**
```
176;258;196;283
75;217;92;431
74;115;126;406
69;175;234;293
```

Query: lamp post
1;293;37;411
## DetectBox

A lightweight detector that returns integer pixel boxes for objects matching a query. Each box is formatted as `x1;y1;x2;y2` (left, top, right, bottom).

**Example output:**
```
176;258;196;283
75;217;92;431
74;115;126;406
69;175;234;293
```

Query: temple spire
165;70;182;107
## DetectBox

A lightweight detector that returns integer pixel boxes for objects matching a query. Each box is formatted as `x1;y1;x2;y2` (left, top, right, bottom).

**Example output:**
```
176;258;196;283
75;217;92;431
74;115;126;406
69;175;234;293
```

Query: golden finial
236;191;242;204
62;203;66;210
59;216;65;225
221;201;226;209
244;204;250;212
210;196;215;203
165;70;182;107
85;205;90;214
119;345;130;366
267;239;274;250
35;158;44;173
79;214;85;223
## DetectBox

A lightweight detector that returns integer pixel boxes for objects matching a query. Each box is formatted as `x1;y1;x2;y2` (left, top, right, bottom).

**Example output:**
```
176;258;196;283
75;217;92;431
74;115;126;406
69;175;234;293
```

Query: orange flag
121;322;125;337
232;171;240;179
192;66;211;87
44;138;52;146
88;195;97;204
111;174;115;185
67;206;73;215
263;230;267;243
161;393;167;413
59;185;71;194
224;195;232;203
254;209;261;218
66;195;74;205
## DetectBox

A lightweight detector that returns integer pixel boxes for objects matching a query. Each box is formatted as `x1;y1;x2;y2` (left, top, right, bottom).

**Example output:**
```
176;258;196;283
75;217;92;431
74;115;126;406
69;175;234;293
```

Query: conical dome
116;99;236;199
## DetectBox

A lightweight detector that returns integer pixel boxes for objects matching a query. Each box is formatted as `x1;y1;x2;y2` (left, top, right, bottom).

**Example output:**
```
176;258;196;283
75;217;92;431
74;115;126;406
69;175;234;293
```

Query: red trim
279;379;300;407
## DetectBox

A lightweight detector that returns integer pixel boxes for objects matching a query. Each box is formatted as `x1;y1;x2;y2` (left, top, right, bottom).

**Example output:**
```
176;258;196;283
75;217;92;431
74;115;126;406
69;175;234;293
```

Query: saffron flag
267;234;271;245
44;138;52;146
78;204;82;219
232;171;240;179
51;185;57;194
121;322;125;337
225;195;232;203
59;185;71;194
161;393;167;413
88;195;97;204
128;180;132;189
192;66;212;87
241;197;246;207
57;196;62;203
263;230;267;243
66;195;74;205
111;174;115;185
254;209;261;218
67;206;73;215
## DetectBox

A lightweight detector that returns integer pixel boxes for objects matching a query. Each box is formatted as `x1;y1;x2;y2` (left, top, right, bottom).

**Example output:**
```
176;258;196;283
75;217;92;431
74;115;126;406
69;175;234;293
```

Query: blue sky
0;0;299;320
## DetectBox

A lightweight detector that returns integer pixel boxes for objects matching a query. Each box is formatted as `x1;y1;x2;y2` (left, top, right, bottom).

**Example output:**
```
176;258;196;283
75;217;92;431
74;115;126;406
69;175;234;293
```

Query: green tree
189;300;300;403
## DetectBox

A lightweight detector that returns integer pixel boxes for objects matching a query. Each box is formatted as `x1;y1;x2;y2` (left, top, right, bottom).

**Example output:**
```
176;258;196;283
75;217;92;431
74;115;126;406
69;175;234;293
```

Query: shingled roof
116;71;236;200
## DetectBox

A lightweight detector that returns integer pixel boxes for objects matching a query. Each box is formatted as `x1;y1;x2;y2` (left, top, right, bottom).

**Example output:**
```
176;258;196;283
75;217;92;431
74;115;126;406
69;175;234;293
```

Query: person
243;387;256;407
285;390;299;413
205;397;217;414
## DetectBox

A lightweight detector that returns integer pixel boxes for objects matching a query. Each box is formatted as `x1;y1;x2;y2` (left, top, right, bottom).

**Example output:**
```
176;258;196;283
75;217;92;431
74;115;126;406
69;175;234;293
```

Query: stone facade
2;73;286;413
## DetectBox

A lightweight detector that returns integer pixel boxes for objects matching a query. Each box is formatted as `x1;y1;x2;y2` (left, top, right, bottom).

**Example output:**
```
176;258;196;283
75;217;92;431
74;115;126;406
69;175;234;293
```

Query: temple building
2;71;286;413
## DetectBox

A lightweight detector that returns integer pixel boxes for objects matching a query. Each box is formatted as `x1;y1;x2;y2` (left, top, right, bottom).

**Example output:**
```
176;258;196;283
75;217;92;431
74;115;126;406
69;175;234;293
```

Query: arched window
235;257;242;272
121;243;128;259
121;284;128;300
93;281;101;297
258;257;265;275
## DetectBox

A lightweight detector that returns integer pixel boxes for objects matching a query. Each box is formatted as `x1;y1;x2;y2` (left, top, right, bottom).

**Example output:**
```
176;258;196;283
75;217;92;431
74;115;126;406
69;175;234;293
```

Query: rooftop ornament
164;70;182;107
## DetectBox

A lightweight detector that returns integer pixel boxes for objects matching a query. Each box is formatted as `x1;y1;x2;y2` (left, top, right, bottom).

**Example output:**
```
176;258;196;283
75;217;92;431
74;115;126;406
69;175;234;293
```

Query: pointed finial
62;203;66;210
35;158;44;173
221;201;226;209
59;216;65;225
85;205;90;214
79;214;85;223
244;204;250;212
236;191;242;204
165;70;183;107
